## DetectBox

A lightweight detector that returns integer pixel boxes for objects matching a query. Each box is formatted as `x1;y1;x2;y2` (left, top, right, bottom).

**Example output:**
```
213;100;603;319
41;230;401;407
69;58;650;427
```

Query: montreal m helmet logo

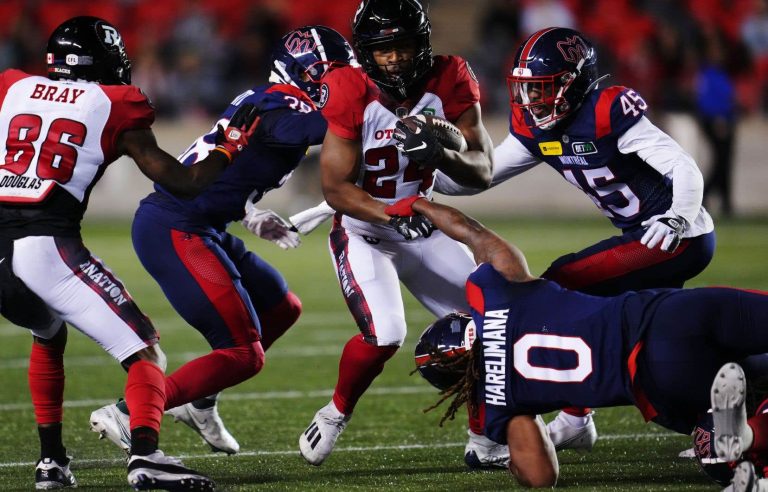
556;35;587;64
284;30;317;55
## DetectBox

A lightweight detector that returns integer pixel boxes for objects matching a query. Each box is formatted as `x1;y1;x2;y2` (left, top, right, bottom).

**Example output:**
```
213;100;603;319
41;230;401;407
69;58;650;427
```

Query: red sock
125;360;165;432
749;413;768;453
28;341;65;425
164;342;264;409
563;407;591;417
259;292;302;351
332;335;398;415
468;401;486;435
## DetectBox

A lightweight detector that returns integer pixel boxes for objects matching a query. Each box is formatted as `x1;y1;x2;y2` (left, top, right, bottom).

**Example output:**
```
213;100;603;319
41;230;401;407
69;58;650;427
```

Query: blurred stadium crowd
0;0;766;119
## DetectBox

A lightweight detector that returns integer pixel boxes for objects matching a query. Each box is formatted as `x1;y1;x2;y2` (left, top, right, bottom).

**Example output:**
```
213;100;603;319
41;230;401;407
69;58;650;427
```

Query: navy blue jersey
145;83;327;231
509;86;670;230
465;263;673;444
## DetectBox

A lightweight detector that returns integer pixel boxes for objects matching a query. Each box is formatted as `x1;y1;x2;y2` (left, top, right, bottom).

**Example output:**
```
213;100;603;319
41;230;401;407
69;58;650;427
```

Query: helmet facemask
508;65;579;130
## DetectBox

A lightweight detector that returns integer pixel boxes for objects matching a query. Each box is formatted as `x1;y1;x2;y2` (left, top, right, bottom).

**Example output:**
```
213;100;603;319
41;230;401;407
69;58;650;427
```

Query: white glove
640;212;688;253
289;201;335;235
241;207;300;249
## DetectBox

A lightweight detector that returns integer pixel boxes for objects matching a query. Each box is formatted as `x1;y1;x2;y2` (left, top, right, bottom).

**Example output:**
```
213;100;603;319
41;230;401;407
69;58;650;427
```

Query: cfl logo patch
226;129;242;140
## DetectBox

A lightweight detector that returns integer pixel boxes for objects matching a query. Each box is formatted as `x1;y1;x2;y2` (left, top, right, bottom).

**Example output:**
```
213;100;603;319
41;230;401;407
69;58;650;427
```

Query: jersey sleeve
257;109;328;147
594;86;647;139
441;56;481;122
320;67;366;140
99;85;155;161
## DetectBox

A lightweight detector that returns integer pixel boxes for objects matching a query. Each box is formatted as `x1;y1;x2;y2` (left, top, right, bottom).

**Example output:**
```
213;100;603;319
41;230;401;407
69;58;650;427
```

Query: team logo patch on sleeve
539;141;563;155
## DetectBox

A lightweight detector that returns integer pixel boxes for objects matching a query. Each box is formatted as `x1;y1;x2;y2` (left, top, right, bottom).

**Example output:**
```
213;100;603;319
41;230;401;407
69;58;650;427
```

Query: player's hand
242;206;300;249
389;214;435;241
393;116;443;164
214;103;261;162
640;212;688;253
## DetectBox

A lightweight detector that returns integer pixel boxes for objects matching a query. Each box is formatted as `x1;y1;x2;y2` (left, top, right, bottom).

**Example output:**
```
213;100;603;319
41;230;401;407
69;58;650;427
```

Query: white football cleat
464;429;510;469
90;402;131;453
127;450;215;491
711;362;754;462
35;457;76;490
547;411;598;452
724;460;768;492
299;401;350;466
167;402;240;455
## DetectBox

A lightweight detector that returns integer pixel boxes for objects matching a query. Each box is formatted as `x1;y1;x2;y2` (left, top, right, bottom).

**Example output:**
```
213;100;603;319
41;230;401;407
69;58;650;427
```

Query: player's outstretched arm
507;415;559;488
410;199;535;283
320;130;390;224
119;103;260;199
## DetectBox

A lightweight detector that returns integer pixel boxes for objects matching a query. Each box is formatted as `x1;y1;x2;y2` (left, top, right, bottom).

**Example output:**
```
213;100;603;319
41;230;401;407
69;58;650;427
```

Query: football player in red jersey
435;27;717;456
0;16;258;490
297;0;500;468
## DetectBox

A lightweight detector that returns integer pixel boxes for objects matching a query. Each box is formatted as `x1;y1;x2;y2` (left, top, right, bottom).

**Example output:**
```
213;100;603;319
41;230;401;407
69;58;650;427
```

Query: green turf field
1;216;766;491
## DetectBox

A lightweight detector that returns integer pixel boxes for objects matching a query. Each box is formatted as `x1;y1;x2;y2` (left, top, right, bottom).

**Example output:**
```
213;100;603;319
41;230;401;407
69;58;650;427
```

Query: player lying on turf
398;196;768;489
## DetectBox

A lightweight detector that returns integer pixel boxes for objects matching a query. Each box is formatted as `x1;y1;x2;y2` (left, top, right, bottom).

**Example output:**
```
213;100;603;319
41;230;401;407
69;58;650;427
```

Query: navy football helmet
47;16;131;85
414;312;476;391
269;25;356;103
508;27;607;129
352;0;432;99
692;412;734;486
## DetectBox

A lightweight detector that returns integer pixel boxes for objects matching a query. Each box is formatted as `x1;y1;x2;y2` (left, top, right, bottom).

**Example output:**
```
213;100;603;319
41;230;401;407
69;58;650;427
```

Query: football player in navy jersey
402;197;768;489
435;26;717;454
0;16;260;491
88;26;356;456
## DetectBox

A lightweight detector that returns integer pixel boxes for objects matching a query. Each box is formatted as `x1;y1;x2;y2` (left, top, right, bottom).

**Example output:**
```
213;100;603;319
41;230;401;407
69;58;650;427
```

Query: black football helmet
414;312;476;391
269;25;356;103
47;16;131;85
352;0;432;99
507;27;607;129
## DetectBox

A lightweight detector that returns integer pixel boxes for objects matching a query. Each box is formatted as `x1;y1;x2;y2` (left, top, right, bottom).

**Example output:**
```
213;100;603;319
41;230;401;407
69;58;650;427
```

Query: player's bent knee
33;322;67;348
125;344;167;372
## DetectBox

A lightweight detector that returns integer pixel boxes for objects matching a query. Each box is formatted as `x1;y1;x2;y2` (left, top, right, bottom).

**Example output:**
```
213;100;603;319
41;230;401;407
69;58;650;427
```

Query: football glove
393;116;443;164
389;214;435;241
242;206;300;249
640;212;688;253
289;201;335;235
213;103;261;163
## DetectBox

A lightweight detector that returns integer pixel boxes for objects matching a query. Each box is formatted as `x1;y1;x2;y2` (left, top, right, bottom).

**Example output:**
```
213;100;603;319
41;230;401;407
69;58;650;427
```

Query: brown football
399;115;468;152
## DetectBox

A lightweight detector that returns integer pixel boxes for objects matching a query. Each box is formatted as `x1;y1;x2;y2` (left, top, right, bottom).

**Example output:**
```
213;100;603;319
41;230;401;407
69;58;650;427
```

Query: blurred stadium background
1;0;766;218
1;2;767;490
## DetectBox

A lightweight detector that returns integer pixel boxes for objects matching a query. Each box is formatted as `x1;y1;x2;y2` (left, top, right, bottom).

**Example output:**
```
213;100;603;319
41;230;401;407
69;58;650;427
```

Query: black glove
393;117;443;164
389;214;435;241
213;103;261;162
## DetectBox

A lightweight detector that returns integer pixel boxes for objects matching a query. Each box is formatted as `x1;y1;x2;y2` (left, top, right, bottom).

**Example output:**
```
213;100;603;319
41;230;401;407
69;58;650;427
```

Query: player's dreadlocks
416;339;484;426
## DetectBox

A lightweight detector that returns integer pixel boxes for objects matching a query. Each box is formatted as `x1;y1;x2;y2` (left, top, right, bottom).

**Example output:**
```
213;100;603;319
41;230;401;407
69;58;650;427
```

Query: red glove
384;196;425;217
213;103;261;163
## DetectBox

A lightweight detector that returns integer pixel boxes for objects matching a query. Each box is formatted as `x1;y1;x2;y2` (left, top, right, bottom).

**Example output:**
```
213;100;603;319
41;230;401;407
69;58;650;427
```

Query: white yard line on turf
0;433;680;469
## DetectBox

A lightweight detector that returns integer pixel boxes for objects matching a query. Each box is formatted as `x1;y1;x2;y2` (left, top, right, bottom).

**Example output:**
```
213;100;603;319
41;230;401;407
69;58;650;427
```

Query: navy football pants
542;229;716;295
636;287;768;433
132;213;289;350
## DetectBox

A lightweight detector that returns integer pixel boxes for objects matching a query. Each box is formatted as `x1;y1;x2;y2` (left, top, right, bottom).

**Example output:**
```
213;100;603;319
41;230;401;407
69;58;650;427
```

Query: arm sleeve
617;116;704;225
320;69;364;140
434;133;540;195
442;57;481;122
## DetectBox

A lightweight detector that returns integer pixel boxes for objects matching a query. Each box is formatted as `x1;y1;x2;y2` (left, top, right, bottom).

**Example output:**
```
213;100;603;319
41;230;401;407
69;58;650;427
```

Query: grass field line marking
0;386;427;411
0;345;349;369
0;432;680;469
